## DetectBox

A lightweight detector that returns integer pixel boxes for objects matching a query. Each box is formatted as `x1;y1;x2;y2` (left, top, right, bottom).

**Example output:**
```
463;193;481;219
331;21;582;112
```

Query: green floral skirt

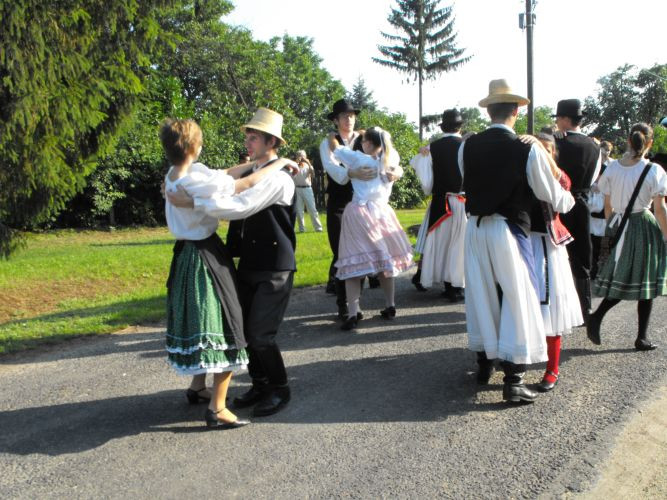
166;242;248;375
594;210;667;300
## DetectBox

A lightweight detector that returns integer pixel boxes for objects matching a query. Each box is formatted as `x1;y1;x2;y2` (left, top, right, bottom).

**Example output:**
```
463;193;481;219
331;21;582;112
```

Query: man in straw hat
553;99;601;325
409;108;467;301
458;79;574;403
168;107;297;416
319;98;378;320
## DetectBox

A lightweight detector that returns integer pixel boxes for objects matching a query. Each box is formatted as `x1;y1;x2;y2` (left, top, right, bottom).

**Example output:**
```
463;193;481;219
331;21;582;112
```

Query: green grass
0;209;424;353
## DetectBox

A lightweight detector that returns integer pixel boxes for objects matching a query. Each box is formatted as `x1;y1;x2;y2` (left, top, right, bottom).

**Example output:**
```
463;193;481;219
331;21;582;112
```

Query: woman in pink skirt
328;127;414;330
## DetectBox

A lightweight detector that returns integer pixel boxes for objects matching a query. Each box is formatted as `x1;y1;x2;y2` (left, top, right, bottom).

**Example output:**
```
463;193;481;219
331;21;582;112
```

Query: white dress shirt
458;124;574;214
318;131;361;185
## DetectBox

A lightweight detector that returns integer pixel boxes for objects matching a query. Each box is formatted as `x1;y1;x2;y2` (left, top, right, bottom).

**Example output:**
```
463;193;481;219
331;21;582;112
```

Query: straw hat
240;107;286;145
478;79;530;108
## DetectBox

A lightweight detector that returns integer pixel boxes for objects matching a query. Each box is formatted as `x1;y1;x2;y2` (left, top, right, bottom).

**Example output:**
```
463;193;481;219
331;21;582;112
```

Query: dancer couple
163;108;297;428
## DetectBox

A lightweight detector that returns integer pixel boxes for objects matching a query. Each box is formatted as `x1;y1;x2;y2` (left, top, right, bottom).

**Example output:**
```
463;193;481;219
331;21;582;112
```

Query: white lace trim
167;360;248;376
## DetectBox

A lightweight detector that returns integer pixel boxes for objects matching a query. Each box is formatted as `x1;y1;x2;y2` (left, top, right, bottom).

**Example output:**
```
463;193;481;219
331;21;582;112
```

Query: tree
347;77;377;112
515;106;555;135
373;0;470;141
0;0;185;257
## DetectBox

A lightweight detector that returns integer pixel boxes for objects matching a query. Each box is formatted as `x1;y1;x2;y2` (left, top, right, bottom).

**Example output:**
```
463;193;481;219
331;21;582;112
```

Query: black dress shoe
233;385;266;408
477;362;495;385
380;306;396;319
635;338;658;351
252;387;291;417
586;312;602;345
186;388;210;405
204;409;251;429
503;383;538;403
340;315;358;331
535;371;559;393
411;272;427;292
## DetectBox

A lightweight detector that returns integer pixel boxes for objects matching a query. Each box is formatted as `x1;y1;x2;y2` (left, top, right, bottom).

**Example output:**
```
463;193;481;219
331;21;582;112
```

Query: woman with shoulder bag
587;123;667;350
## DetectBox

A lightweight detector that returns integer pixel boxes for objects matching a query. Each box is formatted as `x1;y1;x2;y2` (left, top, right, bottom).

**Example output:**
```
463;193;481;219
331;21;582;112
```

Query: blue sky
226;0;666;126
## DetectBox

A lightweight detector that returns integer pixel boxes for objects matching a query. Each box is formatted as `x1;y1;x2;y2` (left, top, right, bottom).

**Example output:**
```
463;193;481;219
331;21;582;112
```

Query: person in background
293;150;323;233
589;141;613;280
588;123;667;351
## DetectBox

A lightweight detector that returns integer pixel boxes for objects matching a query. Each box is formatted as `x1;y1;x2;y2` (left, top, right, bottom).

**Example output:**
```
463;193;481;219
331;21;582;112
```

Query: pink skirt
335;201;414;280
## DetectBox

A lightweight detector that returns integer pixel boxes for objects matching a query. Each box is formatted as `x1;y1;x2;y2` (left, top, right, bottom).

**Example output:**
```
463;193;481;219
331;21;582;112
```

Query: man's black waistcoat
463;127;533;234
326;133;363;211
555;133;600;192
428;135;463;228
227;160;297;272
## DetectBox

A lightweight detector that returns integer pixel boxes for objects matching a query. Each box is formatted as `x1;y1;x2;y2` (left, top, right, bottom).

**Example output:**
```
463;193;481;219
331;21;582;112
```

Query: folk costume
410;120;467;299
460;80;575;403
195;109;297;417
553;99;602;323
164;164;248;376
529;170;583;392
319;99;365;317
588;157;667;351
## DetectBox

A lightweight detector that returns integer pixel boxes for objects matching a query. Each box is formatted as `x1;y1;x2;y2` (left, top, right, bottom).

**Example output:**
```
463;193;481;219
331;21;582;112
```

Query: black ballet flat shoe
535;371;559;393
205;409;250;429
380;306;396;319
233;385;267;408
634;339;658;351
411;272;427;292
186;387;211;405
586;313;602;346
340;315;359;331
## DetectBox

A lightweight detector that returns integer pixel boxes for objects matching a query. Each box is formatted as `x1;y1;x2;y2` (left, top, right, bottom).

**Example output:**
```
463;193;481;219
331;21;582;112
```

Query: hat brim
327;109;361;121
479;94;530;108
240;124;286;146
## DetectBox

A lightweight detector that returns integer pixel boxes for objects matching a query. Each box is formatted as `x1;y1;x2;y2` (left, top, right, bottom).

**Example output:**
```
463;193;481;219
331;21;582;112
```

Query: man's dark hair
246;127;280;149
440;122;462;134
487;103;518;121
570;115;583;127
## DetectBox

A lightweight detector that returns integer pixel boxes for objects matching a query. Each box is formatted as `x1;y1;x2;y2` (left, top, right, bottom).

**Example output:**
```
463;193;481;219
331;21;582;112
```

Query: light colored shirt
292;162;313;187
319;132;361;185
458;124;574;214
333;146;402;205
598;158;667;213
193;158;295;220
410;133;462;195
165;162;235;240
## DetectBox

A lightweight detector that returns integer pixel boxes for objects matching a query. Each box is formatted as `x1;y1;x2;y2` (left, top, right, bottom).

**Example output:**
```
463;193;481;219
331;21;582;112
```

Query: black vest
555;133;600;192
227;160;297;272
529;197;547;233
463;127;533;234
428;135;463;228
326;133;363;211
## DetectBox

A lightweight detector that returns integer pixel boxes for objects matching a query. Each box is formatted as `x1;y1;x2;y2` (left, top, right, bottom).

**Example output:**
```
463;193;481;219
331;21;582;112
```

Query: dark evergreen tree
347;77;378;112
373;0;470;140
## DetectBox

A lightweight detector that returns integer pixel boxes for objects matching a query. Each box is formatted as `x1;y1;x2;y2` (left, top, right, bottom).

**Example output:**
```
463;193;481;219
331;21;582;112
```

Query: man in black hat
319;99;377;320
410;108;467;301
553;99;601;325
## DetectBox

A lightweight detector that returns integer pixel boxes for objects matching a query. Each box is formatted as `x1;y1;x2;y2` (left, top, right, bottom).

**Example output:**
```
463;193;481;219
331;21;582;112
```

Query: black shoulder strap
610;162;652;248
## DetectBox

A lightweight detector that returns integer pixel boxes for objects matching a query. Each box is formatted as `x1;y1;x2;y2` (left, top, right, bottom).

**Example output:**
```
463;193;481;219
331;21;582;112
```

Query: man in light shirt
292;150;323;232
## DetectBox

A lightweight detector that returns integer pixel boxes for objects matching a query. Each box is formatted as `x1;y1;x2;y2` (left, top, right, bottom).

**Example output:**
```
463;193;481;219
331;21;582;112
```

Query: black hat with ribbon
552;99;586;118
327;99;361;121
440;108;463;129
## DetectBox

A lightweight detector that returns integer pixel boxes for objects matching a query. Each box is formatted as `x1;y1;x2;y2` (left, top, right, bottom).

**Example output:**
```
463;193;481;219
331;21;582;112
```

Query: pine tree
373;0;470;140
347;77;377;111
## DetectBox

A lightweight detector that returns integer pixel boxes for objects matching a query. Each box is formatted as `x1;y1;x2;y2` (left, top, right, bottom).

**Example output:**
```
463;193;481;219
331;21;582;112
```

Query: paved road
1;276;665;499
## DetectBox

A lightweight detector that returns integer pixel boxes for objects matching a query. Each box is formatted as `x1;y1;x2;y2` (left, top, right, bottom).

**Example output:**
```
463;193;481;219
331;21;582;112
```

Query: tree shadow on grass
0;348;513;456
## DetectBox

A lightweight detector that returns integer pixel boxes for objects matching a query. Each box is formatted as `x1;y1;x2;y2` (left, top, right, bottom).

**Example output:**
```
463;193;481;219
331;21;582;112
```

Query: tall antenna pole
526;0;535;134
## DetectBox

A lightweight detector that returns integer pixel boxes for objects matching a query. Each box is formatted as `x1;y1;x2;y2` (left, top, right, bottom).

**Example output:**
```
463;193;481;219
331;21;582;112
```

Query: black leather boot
233;381;268;408
411;269;427;292
501;362;538;404
476;351;495;385
253;385;291;417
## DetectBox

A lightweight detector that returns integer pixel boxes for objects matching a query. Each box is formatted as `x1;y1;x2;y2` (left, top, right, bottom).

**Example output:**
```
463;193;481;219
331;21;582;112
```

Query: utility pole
525;0;535;134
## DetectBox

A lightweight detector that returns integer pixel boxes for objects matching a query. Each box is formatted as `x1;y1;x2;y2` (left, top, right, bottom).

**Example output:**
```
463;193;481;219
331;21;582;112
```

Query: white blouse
598;159;667;213
332;146;402;205
164;163;235;240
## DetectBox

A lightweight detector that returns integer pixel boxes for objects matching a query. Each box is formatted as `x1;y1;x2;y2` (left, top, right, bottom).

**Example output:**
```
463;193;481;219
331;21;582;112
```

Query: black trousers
561;200;592;279
237;269;293;387
327;204;347;308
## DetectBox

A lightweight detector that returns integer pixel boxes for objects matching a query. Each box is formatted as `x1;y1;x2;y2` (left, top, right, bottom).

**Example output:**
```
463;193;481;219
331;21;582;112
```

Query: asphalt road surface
1;276;665;499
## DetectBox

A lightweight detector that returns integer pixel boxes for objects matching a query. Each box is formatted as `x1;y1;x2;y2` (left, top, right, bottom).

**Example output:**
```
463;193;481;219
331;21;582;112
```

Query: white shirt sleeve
179;163;236;199
332;146;375;170
409;153;433;195
319;138;350;185
385;149;403;179
526;145;575;214
457;141;466;179
193;171;295;221
589;151;602;187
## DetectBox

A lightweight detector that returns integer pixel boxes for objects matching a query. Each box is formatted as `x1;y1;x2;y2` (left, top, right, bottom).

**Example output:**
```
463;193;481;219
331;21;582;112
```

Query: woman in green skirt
161;119;296;427
587;123;667;350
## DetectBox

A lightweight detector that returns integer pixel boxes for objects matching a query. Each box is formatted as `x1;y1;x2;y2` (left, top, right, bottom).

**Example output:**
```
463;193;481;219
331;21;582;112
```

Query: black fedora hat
552;99;586;118
327;99;361;121
440;108;463;128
